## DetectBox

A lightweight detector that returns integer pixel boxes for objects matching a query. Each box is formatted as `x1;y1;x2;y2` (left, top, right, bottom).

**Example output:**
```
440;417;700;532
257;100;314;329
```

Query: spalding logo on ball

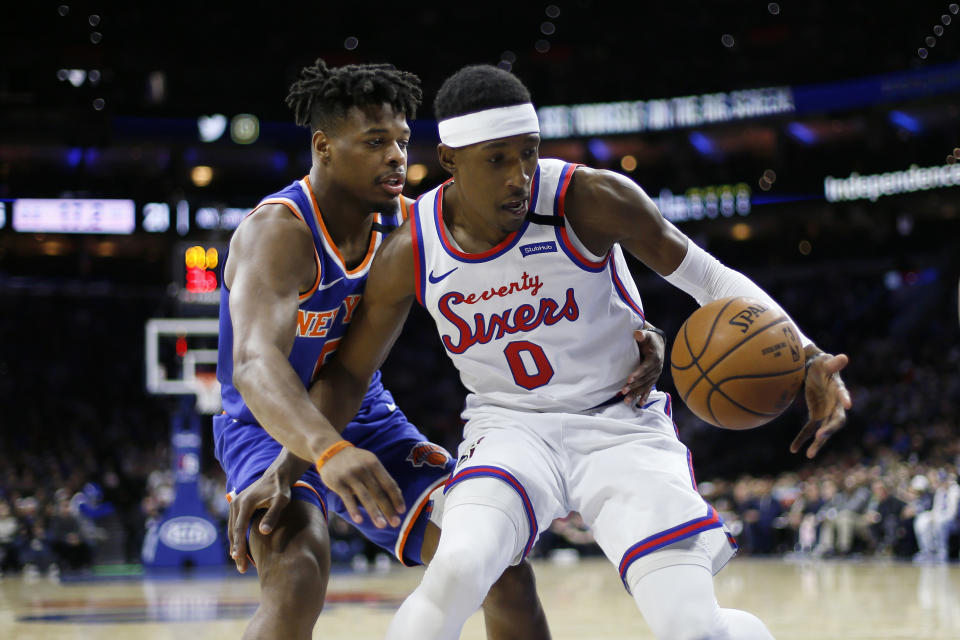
670;296;805;430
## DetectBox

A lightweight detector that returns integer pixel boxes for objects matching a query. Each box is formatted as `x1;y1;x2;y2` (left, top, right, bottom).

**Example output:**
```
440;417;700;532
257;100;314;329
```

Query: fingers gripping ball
670;296;805;430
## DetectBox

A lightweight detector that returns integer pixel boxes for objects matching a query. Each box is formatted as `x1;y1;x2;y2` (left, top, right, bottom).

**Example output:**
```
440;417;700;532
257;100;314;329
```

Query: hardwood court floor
2;557;959;639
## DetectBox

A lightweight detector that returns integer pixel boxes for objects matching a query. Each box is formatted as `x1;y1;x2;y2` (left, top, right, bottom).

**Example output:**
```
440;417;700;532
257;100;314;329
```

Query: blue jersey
216;176;405;437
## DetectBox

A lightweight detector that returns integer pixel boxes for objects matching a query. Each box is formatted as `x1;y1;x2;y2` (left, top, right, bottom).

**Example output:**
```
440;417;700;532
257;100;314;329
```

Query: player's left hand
226;467;294;574
790;353;852;458
622;328;667;406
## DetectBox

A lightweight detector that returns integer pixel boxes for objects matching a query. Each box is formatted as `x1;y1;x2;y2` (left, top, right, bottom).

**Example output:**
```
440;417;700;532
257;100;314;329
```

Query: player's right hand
227;470;292;574
318;446;406;529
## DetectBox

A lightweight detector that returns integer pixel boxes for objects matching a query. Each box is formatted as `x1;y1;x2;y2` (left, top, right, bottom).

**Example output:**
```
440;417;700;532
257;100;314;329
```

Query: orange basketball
670;296;805;430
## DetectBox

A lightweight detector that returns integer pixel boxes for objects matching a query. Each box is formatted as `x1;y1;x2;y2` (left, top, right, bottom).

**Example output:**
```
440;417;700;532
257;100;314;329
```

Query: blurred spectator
785;480;823;554
21;522;58;579
834;468;874;556
914;470;960;563
864;480;906;556
734;477;784;555
0;500;22;575
537;512;602;561
48;498;92;571
813;479;847;558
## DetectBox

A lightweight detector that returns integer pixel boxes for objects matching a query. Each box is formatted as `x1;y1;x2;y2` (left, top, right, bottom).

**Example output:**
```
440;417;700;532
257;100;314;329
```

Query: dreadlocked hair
434;64;531;121
285;58;422;133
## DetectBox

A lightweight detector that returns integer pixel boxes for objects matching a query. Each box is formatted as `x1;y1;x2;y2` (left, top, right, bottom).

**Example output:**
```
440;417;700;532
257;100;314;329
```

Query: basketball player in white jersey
301;65;852;639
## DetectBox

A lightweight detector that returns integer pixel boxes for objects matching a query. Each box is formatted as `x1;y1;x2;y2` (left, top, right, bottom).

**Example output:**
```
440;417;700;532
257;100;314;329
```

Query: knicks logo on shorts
406;442;451;468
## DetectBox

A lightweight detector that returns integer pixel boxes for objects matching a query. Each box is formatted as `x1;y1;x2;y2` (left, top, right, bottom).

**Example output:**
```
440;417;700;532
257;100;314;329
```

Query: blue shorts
213;396;454;566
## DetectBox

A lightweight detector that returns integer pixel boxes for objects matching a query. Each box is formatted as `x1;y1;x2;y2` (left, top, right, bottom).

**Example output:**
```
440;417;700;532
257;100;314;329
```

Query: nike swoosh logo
428;267;458;283
317;277;344;291
386;403;397;412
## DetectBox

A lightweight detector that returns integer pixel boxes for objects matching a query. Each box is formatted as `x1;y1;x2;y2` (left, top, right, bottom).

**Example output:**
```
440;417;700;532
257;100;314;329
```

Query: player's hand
318;446;406;529
622;328;667;406
790;353;852;458
227;468;292;574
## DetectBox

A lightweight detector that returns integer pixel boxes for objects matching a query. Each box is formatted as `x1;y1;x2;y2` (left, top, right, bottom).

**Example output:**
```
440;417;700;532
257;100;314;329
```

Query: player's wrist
804;350;828;372
643;324;667;341
315;440;355;472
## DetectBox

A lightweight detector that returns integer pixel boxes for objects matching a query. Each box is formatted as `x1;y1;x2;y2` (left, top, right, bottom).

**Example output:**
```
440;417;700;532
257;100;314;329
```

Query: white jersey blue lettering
410;159;647;412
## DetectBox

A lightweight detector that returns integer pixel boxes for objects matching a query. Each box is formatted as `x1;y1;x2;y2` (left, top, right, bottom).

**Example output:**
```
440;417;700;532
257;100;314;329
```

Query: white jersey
410;159;647;412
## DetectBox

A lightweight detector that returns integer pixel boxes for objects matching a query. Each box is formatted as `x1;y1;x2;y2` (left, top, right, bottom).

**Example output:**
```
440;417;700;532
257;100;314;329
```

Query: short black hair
285;58;422;133
434;64;532;121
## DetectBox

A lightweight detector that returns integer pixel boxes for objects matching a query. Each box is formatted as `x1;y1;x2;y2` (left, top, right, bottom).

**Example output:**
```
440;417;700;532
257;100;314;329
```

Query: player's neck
442;182;512;253
308;167;378;267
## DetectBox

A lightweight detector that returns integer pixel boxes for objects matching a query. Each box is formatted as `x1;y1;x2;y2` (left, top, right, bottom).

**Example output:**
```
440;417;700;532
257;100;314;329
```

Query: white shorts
443;390;737;590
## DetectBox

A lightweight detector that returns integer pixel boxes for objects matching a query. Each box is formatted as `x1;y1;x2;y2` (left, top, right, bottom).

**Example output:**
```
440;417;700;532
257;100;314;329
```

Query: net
193;372;222;415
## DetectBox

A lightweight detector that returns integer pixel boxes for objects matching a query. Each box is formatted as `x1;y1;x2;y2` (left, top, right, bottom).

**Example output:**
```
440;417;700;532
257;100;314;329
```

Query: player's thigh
564;398;733;579
446;410;567;559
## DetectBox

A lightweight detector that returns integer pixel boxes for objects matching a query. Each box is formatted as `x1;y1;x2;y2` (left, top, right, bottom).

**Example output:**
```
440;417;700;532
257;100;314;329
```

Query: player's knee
259;544;329;616
645;600;720;640
424;546;503;606
252;511;330;617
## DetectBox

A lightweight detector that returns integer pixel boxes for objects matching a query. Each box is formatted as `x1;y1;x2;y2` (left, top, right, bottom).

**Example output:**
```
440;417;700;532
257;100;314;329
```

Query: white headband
438;103;540;148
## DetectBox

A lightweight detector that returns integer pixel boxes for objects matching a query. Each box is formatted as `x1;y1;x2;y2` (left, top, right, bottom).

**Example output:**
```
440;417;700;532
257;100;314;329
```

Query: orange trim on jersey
253;197;323;300
293;480;328;521
399;196;412;222
303;176;380;275
395;475;450;567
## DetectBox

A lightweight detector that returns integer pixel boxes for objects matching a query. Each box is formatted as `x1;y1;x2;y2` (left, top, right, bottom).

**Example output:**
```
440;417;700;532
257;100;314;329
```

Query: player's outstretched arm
227;206;404;530
564;168;852;455
226;206;348;462
307;222;418;525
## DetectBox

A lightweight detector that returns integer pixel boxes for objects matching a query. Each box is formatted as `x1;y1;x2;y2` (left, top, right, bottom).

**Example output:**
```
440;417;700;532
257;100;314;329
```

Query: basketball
670;296;805;430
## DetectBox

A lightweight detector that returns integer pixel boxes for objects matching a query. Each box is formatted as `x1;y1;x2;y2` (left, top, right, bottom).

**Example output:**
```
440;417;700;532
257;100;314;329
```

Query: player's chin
369;194;402;215
499;214;526;234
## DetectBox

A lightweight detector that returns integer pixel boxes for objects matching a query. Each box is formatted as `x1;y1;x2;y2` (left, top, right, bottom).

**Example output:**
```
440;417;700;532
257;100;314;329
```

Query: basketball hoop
193;372;222;415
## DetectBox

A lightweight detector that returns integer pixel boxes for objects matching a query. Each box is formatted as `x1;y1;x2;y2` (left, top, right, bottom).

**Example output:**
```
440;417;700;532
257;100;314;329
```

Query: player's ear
313;129;331;163
437;143;456;175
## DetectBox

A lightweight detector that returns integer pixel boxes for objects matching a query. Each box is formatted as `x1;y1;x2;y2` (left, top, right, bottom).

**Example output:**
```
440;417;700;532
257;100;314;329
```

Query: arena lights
230;114;259;144
143;202;171;232
56;68;100;89
731;222;752;241
918;4;958;58
539;62;960;140
176;200;190;236
190;166;213;187
652;184;752;223
12;198;136;234
538;87;795;138
407;164;428;186
195;207;247;231
823;162;960;203
197;114;228;142
184;245;219;294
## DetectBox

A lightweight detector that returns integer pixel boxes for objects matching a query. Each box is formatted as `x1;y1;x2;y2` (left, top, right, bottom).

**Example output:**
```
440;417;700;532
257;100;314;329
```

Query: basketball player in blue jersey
213;59;552;640
285;64;853;640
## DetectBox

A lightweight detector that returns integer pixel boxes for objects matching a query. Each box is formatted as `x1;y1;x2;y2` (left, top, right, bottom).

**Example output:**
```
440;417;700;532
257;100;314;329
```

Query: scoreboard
174;241;227;307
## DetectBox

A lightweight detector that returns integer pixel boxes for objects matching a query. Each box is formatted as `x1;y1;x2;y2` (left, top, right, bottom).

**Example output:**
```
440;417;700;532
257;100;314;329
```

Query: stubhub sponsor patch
520;241;557;257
